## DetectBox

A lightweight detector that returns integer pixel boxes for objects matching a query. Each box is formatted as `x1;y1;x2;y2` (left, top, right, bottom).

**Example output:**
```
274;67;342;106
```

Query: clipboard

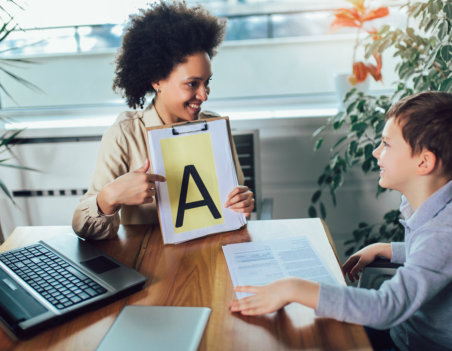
147;117;246;244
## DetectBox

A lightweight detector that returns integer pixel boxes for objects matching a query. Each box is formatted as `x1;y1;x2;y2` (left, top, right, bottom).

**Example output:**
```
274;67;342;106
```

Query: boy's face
372;117;419;192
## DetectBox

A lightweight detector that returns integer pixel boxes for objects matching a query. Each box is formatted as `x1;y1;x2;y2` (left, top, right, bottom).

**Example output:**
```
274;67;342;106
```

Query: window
1;0;405;57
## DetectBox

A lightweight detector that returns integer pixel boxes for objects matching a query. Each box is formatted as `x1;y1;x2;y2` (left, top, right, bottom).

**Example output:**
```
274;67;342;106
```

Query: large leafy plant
330;0;389;84
0;0;40;201
310;0;452;256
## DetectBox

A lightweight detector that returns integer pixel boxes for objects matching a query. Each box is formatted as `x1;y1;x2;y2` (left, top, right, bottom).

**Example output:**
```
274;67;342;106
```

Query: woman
72;1;254;239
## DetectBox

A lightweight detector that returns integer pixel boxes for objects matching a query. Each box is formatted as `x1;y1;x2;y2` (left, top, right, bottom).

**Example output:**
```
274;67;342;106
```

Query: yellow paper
160;133;224;233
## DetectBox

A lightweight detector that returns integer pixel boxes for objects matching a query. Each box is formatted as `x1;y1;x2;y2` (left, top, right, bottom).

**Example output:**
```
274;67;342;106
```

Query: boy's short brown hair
387;91;452;179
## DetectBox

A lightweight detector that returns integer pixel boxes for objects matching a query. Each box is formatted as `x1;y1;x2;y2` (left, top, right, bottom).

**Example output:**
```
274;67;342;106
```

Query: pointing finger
147;174;166;182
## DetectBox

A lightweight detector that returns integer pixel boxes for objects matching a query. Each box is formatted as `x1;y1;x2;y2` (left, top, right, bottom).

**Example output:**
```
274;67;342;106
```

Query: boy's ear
417;150;437;175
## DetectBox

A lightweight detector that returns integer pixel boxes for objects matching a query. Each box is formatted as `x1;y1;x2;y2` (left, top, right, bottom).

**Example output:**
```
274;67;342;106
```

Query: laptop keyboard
0;243;107;310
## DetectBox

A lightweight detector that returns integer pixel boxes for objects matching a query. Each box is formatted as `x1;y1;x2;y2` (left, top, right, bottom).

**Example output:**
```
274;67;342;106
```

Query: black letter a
175;165;221;228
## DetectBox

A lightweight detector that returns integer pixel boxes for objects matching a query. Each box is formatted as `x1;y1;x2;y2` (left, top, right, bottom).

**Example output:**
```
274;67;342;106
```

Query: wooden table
0;219;372;350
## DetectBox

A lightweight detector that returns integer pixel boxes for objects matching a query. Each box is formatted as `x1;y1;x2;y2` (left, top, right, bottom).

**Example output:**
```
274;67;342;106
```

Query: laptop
96;305;211;351
0;233;147;340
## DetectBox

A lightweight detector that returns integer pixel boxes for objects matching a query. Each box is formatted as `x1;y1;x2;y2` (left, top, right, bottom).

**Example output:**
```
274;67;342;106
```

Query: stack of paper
223;236;340;298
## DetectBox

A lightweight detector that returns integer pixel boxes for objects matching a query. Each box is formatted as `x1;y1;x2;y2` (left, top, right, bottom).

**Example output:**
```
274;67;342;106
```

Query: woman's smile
153;52;212;124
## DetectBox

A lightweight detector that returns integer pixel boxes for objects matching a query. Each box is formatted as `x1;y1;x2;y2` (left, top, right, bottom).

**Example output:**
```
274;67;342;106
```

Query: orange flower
367;52;383;81
330;0;389;84
368;28;380;40
349;0;365;14
351;53;383;84
330;0;389;32
362;7;390;22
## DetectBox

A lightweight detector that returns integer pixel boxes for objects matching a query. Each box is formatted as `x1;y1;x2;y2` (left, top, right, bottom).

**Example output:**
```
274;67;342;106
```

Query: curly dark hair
113;1;226;109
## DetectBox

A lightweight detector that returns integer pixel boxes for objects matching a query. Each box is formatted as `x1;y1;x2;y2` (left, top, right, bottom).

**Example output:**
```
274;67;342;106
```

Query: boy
229;91;452;351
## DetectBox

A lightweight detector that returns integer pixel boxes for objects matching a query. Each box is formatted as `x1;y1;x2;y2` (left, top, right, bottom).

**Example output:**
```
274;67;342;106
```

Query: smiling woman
72;1;254;240
152;52;213;123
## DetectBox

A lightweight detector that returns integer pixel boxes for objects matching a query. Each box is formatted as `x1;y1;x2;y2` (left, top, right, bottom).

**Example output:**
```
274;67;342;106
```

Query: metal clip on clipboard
172;120;208;135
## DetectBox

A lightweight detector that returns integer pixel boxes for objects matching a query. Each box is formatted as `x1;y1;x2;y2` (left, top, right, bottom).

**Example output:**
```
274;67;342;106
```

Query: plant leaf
348;140;358;155
444;3;452;19
0;163;40;172
314;138;324;151
439;78;452;92
353;62;369;83
313;125;326;138
319;202;326;219
347;0;365;13
333;135;347;149
0;178;14;203
308;206;317;218
440;45;452;63
330;8;360;32
351;121;368;134
0;65;44;93
361;7;390;22
0;129;22;147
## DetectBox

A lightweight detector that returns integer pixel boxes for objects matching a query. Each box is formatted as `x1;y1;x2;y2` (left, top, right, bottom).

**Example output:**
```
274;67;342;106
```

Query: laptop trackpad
80;256;119;274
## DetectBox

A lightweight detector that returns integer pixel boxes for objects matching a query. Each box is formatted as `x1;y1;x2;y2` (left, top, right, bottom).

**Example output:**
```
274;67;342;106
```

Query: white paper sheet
223;236;340;298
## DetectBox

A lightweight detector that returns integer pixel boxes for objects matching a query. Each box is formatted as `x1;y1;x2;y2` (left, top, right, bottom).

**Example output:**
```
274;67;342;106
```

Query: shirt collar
401;179;452;230
142;102;164;127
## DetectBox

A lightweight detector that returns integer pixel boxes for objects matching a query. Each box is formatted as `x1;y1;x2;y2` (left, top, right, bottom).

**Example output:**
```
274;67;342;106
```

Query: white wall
1;35;398;108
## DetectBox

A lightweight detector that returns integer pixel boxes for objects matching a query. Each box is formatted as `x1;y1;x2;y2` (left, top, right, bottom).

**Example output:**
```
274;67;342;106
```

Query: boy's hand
229;278;319;315
229;279;292;315
342;243;392;282
225;186;254;218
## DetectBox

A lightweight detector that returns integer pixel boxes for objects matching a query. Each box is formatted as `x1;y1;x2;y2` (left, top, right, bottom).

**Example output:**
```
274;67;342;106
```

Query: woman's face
153;51;212;124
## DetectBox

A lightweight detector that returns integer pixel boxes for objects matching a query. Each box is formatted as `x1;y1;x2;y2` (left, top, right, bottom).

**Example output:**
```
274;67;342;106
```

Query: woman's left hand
225;186;254;218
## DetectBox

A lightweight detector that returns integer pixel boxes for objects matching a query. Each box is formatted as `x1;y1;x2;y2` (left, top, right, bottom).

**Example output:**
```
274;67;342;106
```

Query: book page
223;236;340;298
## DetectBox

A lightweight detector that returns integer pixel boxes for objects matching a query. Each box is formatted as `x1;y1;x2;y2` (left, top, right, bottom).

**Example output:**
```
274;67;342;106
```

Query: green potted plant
0;0;41;240
1;0;40;196
309;0;452;256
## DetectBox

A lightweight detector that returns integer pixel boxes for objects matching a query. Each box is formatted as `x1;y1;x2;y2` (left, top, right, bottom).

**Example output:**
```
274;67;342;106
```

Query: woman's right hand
342;243;392;282
97;159;166;215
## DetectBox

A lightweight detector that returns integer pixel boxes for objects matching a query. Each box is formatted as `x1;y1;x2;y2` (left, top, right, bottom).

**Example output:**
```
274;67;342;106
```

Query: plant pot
334;73;369;107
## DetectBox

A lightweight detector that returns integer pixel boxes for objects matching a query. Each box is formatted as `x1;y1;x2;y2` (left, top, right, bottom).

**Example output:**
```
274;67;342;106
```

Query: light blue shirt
315;180;452;351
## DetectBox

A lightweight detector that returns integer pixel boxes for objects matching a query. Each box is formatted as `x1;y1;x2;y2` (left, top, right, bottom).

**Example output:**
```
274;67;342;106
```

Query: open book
147;117;246;244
